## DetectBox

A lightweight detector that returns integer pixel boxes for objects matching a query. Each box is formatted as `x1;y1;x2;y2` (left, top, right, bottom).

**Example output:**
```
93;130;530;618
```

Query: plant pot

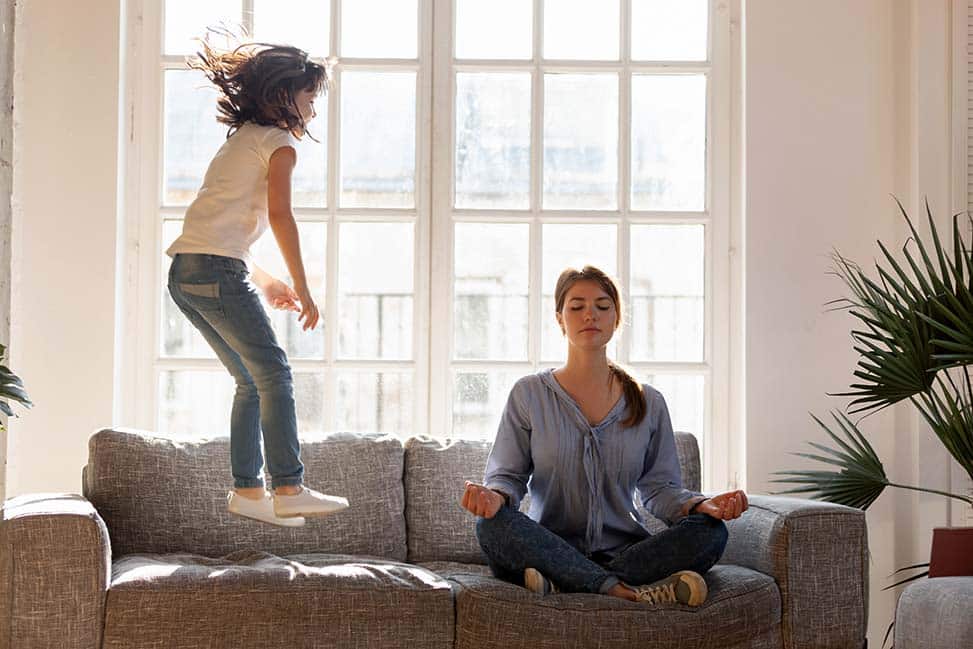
928;527;973;577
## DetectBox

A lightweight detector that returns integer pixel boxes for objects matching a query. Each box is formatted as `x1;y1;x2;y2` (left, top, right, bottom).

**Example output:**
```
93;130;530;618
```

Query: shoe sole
227;507;307;528
673;570;708;606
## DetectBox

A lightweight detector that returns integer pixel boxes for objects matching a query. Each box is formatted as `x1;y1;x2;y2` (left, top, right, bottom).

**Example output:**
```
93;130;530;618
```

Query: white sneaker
227;491;307;528
273;486;349;518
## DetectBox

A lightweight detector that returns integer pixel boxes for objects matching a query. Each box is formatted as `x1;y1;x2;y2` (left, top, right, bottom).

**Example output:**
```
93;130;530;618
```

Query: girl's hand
694;490;749;521
296;288;320;331
262;279;301;312
461;481;505;519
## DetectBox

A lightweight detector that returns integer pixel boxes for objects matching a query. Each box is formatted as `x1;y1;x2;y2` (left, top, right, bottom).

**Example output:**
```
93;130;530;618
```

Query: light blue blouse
484;368;703;557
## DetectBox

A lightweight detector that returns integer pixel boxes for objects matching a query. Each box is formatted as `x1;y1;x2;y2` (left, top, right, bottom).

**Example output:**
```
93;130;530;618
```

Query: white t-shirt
166;122;299;264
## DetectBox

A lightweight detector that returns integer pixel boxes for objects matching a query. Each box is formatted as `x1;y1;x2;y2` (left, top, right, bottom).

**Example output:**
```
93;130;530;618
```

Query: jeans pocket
178;281;224;315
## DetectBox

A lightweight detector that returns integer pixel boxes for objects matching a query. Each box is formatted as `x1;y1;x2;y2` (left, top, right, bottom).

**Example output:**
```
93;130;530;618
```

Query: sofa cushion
402;432;702;563
449;564;781;649
84;429;407;560
404;437;492;563
103;551;453;649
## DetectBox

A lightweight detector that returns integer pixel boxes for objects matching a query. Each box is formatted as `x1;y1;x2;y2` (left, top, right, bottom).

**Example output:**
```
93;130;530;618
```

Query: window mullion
324;0;340;430
429;0;454;436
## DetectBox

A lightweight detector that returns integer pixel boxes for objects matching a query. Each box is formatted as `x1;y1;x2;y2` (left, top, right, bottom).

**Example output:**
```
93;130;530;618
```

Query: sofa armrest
719;495;867;649
0;493;110;649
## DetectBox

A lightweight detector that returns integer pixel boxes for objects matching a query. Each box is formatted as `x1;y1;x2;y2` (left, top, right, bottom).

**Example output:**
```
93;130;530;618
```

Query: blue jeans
168;253;304;490
476;507;728;594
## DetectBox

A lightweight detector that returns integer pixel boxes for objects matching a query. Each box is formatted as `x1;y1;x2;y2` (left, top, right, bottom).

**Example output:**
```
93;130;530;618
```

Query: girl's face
294;88;318;124
556;280;618;351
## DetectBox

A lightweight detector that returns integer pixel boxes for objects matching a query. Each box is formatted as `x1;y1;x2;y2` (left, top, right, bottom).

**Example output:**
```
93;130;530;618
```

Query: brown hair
190;36;331;139
554;265;647;427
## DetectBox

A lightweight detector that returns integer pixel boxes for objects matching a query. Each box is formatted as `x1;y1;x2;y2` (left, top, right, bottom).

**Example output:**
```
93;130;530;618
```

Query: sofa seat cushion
85;429;407;560
449;564;781;649
103;551;454;649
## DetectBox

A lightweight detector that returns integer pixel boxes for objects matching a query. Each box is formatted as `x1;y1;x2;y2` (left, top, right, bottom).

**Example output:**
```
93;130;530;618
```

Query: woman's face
556;279;618;351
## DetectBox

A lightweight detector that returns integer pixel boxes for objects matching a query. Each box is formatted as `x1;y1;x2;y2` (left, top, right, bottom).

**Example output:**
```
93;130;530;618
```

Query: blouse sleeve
483;378;533;510
635;389;704;524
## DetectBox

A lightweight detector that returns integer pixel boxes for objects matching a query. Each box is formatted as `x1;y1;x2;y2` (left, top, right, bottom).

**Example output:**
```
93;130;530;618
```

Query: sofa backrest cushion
402;432;701;563
84;429;407;560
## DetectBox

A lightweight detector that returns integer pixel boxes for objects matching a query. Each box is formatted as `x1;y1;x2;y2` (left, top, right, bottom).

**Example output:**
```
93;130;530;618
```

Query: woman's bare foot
607;583;639;601
274;484;301;496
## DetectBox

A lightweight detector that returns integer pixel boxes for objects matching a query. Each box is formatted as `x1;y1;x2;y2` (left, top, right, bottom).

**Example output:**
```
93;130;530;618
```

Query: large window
130;0;735;488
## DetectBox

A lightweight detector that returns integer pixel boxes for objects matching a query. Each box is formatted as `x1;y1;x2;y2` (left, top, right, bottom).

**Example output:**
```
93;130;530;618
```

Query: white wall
7;0;120;496
745;0;958;643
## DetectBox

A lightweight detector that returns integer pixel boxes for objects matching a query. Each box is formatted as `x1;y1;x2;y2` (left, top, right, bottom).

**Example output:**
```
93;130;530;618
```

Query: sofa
0;428;868;649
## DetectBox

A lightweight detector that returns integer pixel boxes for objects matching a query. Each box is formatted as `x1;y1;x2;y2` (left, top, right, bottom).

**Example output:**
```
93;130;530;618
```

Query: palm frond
771;412;889;510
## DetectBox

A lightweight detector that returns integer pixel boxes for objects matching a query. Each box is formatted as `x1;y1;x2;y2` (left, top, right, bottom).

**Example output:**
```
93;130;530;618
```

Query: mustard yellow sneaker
632;570;707;606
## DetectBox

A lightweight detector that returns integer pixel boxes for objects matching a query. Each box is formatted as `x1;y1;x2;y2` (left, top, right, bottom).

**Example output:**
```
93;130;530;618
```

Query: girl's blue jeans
476;506;728;594
168;253;304;490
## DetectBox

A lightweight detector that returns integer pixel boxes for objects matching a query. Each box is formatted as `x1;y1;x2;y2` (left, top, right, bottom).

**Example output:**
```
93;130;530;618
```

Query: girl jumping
167;39;347;527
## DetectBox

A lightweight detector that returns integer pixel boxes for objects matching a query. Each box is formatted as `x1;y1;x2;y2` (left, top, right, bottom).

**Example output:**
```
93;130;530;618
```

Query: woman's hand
461;481;505;519
694;490;749;521
262;279;301;312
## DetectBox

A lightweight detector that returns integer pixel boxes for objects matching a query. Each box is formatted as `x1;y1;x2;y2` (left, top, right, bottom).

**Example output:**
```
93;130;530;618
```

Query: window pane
543;0;619;60
454;223;529;360
543;74;618;210
631;75;706;211
252;0;330;56
631;0;708;62
159;370;326;438
340;71;416;208
641;373;705;438
453;371;522;440
455;73;531;209
164;70;225;206
335;371;413;434
338;223;414;359
164;0;240;55
541;224;617;361
456;0;532;59
341;0;417;58
630;225;704;361
161;221;215;358
251;223;328;359
294;372;327;435
293;107;328;208
159;370;233;436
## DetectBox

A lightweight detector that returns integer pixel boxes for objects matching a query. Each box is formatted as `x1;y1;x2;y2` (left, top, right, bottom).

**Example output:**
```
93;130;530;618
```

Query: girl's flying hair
190;32;331;139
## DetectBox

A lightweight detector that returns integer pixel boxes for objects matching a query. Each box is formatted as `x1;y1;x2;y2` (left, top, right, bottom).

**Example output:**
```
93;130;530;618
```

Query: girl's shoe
631;570;708;606
273;486;349;518
226;491;307;528
523;567;559;595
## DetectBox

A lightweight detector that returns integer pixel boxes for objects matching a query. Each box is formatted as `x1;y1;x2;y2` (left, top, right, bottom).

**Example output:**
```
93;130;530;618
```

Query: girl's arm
267;146;319;330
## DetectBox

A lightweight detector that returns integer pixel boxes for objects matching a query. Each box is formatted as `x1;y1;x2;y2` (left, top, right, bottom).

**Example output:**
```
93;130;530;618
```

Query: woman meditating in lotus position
460;265;747;605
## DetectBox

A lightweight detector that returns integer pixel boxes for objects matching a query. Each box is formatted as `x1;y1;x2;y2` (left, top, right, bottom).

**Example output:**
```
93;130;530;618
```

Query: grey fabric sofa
0;428;868;649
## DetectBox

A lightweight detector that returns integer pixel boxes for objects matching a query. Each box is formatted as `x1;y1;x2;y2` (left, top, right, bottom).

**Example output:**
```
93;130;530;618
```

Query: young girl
167;40;348;527
461;265;747;605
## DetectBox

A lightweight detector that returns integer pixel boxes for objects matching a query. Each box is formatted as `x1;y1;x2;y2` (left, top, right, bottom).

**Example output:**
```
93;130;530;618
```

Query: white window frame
120;0;740;492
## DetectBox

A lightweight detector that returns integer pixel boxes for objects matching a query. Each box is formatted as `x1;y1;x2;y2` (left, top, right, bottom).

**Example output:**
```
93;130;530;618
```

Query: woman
460;265;747;605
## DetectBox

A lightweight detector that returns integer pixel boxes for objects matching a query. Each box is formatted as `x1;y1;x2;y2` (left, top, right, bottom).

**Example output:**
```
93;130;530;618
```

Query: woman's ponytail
609;361;646;428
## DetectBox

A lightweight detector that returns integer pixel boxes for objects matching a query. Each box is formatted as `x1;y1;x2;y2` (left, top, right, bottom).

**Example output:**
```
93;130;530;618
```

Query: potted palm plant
0;343;31;429
774;200;973;583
